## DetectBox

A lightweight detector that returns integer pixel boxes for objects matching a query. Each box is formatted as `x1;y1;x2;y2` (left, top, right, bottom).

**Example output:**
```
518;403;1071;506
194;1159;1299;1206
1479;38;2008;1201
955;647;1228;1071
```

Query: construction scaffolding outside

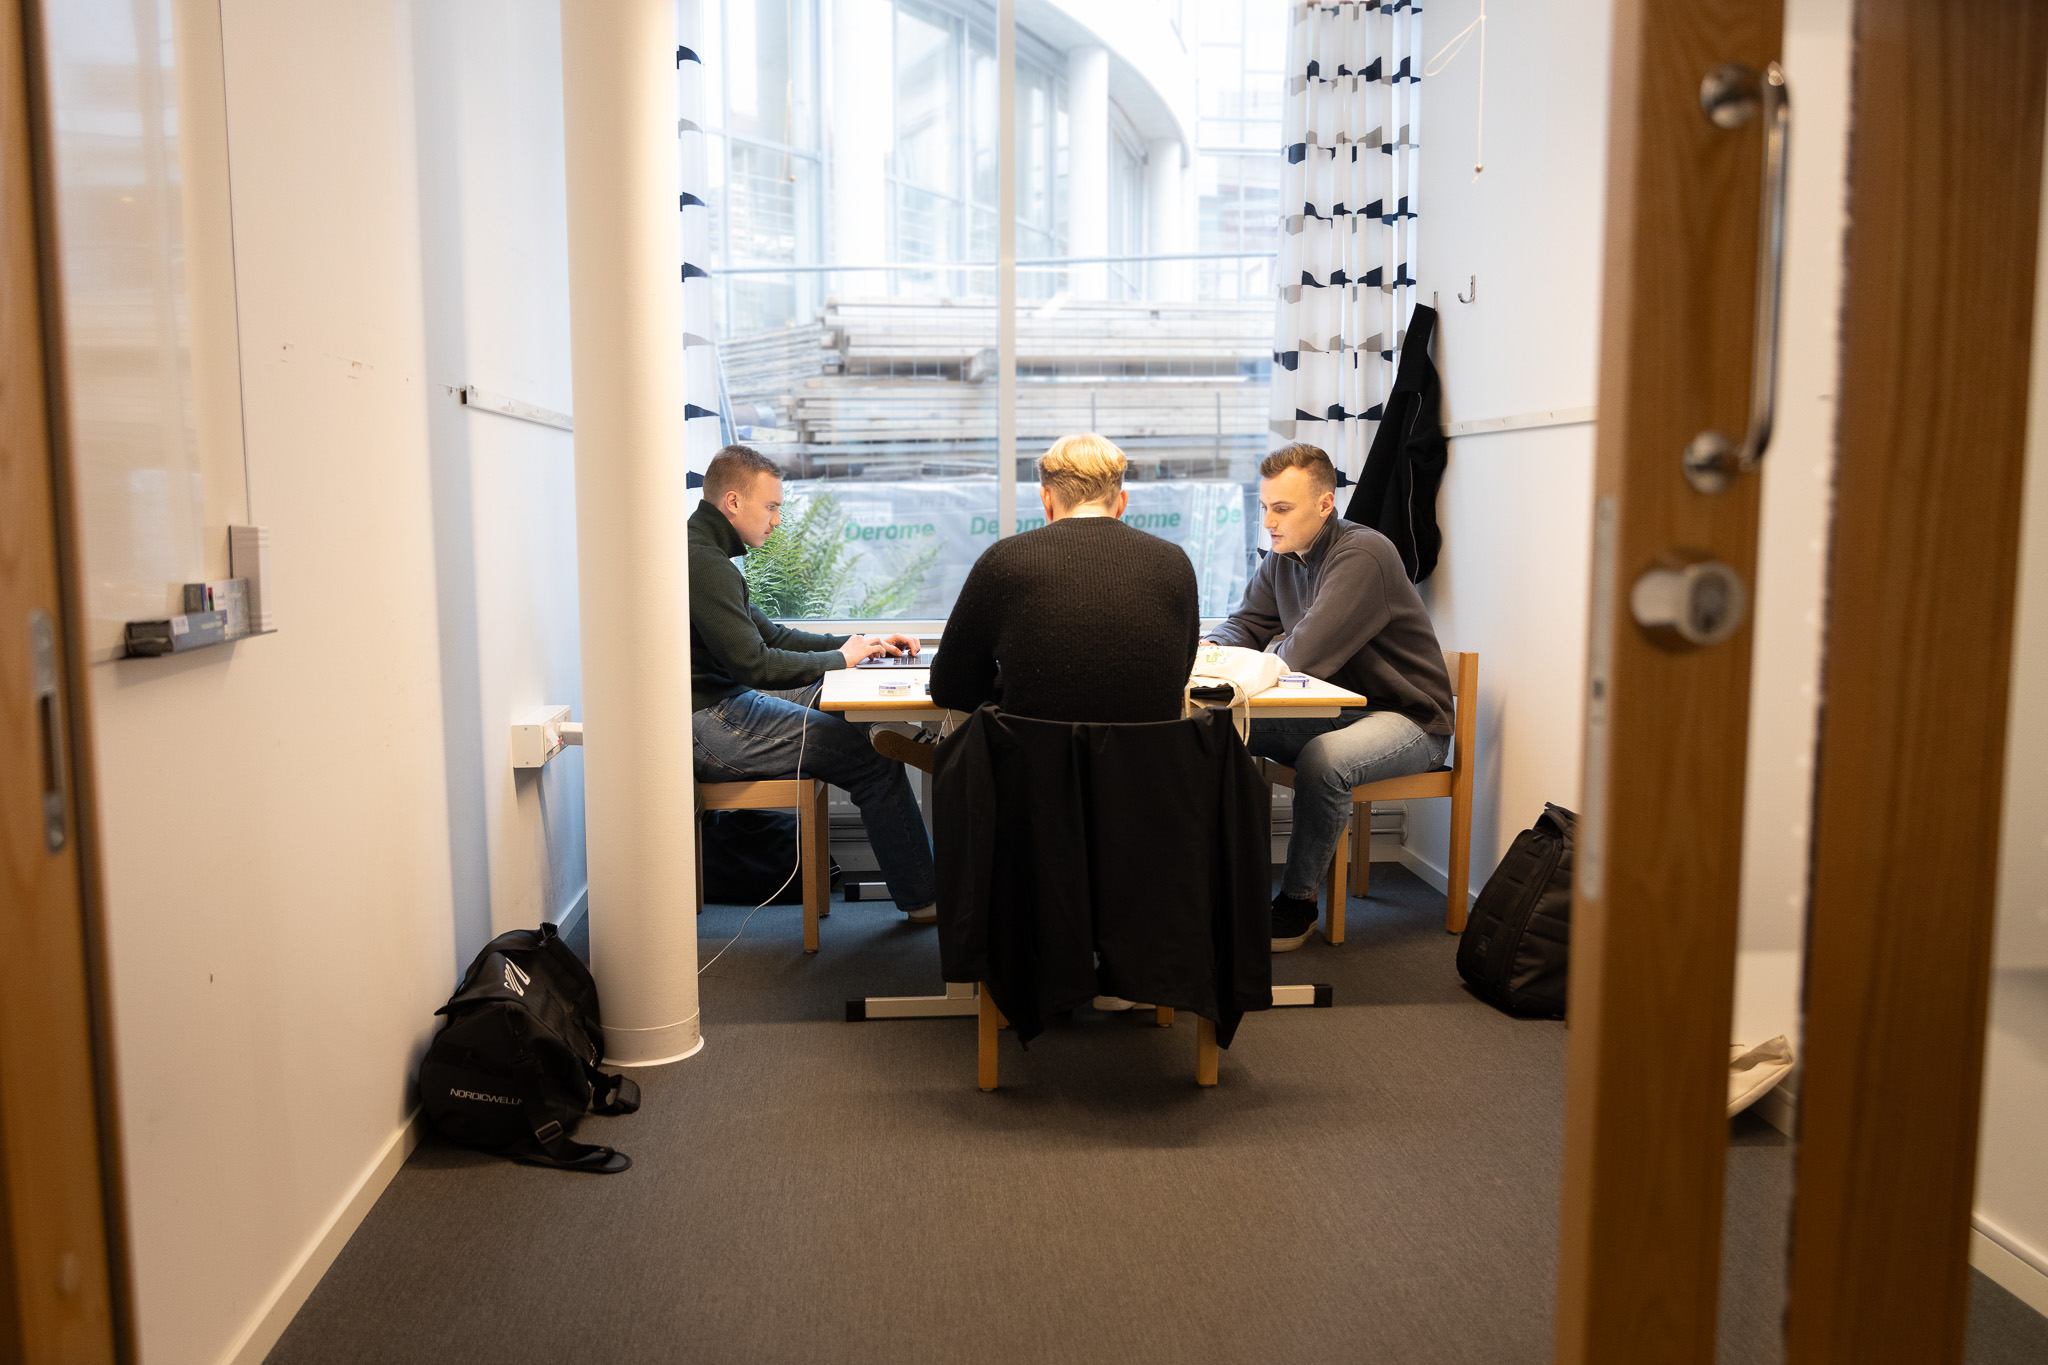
717;284;1274;618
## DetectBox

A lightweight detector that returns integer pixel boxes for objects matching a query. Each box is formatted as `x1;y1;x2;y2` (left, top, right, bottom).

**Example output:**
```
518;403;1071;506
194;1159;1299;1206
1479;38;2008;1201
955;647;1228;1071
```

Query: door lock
30;610;66;851
1630;559;1747;647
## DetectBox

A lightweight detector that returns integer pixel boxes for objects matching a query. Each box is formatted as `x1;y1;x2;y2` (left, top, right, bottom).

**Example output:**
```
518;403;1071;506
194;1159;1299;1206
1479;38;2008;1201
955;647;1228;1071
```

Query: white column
830;0;892;270
1066;44;1109;298
561;0;702;1066
1145;137;1184;301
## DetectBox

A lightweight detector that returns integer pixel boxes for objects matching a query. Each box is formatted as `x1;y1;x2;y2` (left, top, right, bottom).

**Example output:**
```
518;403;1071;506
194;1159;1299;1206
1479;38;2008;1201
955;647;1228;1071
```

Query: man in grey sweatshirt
1205;443;1454;951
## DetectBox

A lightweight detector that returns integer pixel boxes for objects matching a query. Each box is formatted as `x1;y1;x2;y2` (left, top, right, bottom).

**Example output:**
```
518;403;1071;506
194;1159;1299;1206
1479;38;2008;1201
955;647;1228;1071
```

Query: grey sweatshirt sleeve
1205;553;1282;650
1274;538;1394;679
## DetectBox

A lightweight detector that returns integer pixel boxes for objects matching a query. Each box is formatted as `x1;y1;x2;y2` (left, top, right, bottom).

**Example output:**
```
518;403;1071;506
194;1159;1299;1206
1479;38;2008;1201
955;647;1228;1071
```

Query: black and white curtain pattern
678;0;721;510
1269;0;1424;483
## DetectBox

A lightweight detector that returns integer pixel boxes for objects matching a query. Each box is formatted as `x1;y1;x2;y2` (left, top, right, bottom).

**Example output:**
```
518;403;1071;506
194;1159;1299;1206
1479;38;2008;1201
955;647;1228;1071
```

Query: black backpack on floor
1456;804;1576;1018
419;923;641;1173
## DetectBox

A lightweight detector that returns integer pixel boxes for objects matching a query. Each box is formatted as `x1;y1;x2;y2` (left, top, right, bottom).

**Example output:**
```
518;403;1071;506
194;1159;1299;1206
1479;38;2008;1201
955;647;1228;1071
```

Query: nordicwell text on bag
419;922;641;1173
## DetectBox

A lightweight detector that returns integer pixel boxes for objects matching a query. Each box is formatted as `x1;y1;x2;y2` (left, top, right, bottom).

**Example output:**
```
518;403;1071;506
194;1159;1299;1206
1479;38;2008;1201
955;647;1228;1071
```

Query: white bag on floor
1728;1035;1794;1117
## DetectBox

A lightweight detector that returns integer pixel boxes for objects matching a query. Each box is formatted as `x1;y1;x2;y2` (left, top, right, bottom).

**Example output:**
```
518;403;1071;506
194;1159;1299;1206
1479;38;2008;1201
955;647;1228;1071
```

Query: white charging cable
698;676;821;975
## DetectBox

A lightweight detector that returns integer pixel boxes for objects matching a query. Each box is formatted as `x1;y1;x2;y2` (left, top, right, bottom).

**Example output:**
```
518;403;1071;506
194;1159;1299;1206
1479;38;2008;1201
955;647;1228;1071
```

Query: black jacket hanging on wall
1344;302;1447;582
933;705;1272;1047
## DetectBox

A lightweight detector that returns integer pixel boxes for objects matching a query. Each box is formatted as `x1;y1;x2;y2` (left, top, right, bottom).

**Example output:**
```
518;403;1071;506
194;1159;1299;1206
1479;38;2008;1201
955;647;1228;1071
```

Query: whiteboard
43;0;249;662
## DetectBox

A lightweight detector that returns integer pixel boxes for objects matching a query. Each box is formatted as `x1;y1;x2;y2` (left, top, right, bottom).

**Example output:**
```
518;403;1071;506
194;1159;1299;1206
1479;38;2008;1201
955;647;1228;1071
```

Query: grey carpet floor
267;865;2048;1364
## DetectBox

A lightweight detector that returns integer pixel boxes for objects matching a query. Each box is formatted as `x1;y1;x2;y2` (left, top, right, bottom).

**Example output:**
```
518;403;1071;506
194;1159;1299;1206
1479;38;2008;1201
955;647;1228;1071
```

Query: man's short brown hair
1259;442;1338;495
1037;433;1127;509
703;444;782;504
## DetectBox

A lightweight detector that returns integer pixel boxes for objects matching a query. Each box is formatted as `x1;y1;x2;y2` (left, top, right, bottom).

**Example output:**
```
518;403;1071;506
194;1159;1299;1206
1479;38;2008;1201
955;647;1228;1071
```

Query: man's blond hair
1037;433;1127;509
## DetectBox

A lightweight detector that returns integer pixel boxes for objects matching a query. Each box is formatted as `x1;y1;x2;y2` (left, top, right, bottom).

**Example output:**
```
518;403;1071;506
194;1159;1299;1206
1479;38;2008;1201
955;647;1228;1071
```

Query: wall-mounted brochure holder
122;525;276;658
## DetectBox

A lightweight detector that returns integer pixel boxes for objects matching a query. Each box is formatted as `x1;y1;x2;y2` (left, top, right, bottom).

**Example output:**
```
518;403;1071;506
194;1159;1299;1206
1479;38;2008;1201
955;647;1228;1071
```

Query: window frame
704;0;1285;626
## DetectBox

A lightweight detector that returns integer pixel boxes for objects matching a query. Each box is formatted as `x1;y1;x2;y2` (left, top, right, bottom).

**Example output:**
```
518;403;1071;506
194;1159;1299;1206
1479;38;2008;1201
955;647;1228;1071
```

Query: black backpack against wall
418;922;641;1173
1456;804;1577;1018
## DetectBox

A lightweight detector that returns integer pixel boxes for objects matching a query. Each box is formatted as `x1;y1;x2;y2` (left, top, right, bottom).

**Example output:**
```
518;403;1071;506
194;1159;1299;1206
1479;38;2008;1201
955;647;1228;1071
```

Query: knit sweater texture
687;500;848;712
1207;514;1454;735
931;516;1200;723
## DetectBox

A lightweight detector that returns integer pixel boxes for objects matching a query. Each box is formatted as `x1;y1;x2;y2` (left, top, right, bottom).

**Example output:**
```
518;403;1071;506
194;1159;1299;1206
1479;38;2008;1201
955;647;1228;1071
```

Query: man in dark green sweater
689;446;936;919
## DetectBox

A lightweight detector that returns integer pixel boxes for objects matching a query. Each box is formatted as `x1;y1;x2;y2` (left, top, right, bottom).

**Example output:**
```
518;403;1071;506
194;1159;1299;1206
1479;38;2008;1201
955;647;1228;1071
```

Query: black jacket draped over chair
934;705;1272;1047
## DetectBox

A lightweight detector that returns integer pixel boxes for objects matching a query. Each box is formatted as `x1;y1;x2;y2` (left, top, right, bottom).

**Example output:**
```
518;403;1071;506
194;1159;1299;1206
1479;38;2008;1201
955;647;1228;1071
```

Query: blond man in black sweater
925;435;1201;724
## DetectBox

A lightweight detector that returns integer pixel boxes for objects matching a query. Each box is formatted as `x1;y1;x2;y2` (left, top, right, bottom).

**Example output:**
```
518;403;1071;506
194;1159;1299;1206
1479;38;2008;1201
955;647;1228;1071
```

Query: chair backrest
1441;650;1479;775
938;704;1270;1046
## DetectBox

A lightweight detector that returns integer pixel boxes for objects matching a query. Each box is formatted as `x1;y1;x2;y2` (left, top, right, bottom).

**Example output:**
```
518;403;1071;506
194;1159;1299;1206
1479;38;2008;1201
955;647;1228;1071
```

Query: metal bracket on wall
458;385;575;432
1443;405;1596;438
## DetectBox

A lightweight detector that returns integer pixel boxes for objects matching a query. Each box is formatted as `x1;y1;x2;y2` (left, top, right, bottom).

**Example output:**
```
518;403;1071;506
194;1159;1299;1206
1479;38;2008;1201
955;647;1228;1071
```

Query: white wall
89;4;456;1361
412;0;588;948
1728;0;1853;1052
80;3;589;1362
1405;0;1611;882
1973;140;2048;1283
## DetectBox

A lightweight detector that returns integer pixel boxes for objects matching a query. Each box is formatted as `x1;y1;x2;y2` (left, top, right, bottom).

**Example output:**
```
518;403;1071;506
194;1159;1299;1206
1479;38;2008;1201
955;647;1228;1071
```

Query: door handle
30;610;66;852
1684;61;1791;495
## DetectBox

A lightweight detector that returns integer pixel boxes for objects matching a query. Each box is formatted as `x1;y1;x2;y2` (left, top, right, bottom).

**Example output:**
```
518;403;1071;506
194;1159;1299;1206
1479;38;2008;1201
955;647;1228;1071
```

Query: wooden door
0;0;129;1359
1555;2;1784;1360
1785;5;2048;1362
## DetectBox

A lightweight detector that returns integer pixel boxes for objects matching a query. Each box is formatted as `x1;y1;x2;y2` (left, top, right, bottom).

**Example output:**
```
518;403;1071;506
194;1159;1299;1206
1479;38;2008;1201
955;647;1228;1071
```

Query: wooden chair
978;992;1218;1090
1261;650;1479;942
695;775;831;952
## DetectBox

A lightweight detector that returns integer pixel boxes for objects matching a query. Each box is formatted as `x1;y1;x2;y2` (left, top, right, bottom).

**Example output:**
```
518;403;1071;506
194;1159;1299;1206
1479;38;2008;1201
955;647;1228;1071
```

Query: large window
1195;0;1284;302
696;0;1285;622
699;0;824;337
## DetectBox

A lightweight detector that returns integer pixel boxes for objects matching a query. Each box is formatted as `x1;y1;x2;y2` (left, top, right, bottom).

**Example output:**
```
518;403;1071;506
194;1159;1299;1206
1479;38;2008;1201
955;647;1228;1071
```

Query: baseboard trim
553;884;589;938
1395;844;1447;892
219;1109;423;1365
1395;843;1481;907
1972;1218;2048;1319
1268;836;1408;863
1750;1081;1796;1138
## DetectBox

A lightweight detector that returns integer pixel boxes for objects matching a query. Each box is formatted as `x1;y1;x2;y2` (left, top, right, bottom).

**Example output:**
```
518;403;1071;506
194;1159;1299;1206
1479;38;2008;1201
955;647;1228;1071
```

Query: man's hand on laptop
876;633;920;658
840;634;891;667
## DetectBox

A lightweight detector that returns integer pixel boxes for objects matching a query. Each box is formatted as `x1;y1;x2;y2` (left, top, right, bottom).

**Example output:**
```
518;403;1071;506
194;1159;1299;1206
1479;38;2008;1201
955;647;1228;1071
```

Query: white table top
817;664;1366;717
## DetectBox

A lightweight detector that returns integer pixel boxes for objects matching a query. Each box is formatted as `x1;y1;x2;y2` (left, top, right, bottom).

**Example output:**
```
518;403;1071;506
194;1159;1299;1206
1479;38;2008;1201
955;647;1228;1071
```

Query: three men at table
687;445;937;921
1206;443;1454;950
688;437;1451;953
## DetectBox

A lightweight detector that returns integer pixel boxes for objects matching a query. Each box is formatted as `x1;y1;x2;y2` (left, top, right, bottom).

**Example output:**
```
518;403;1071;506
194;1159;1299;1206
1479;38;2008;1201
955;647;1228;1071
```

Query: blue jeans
1247;708;1451;904
693;685;937;910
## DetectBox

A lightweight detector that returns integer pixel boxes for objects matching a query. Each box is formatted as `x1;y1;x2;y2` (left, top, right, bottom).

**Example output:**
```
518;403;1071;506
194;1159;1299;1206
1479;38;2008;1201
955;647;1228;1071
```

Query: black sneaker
1270;893;1319;952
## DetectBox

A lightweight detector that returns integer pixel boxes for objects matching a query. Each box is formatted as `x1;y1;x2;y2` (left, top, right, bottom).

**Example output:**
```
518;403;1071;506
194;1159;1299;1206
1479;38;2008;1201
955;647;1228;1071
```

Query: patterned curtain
1269;0;1424;485
678;2;722;508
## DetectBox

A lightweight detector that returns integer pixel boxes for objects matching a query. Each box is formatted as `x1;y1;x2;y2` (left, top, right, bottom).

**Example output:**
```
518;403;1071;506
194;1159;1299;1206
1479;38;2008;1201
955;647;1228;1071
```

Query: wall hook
1457;274;1477;304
